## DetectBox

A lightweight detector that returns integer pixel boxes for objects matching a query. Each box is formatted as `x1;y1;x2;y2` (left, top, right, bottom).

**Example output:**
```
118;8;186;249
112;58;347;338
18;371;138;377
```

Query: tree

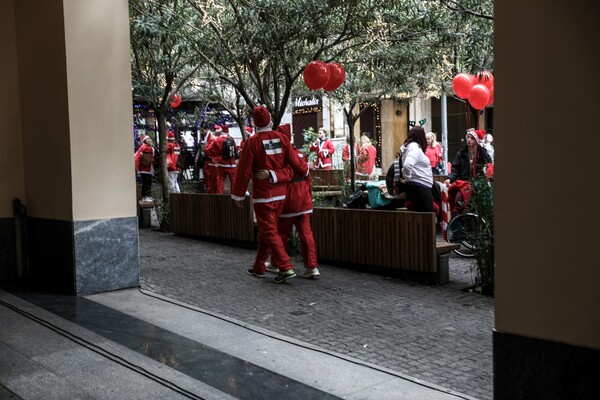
130;0;201;231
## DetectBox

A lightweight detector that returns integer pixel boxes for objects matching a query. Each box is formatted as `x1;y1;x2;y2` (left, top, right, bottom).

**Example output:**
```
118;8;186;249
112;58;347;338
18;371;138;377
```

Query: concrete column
1;0;139;294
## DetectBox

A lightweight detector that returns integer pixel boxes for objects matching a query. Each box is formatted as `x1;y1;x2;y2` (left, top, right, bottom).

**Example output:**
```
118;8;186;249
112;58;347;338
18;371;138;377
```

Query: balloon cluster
451;71;494;110
303;60;346;92
170;93;182;108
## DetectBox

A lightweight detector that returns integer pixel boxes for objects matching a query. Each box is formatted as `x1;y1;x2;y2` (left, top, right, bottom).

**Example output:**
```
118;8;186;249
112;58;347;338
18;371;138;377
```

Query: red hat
466;128;485;145
213;124;222;132
167;131;175;140
253;105;272;129
245;126;253;134
140;135;151;143
221;125;229;134
276;124;292;139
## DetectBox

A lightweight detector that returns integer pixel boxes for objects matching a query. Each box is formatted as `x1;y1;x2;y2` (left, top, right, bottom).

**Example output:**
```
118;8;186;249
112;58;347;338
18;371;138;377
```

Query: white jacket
402;142;433;188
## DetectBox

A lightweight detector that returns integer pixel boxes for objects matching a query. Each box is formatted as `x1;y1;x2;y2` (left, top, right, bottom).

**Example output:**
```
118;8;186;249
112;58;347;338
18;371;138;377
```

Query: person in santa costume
254;124;320;279
444;128;493;214
203;125;223;193
134;135;155;202
205;124;238;194
309;127;335;169
166;130;181;193
342;134;359;180
231;106;308;283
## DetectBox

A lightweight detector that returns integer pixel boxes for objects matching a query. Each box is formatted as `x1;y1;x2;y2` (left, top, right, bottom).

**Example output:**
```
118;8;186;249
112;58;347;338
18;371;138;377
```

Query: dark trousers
406;183;433;212
140;173;153;197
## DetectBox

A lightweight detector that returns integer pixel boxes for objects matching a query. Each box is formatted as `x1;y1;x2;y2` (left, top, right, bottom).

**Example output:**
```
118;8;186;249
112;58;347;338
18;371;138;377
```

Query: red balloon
323;62;345;91
475;70;494;91
486;87;495;106
452;73;474;99
303;60;330;91
170;93;181;108
468;84;491;110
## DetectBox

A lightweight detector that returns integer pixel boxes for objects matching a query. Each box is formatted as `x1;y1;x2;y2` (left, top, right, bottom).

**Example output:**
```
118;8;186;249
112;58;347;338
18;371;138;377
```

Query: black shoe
247;268;266;278
274;269;296;283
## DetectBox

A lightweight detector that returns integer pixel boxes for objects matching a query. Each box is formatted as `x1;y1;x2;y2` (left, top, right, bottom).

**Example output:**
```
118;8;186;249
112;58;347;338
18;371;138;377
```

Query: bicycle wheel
447;213;480;257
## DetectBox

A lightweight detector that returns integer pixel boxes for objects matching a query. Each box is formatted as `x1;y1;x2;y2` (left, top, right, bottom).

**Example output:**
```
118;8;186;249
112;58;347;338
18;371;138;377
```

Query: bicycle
443;182;492;258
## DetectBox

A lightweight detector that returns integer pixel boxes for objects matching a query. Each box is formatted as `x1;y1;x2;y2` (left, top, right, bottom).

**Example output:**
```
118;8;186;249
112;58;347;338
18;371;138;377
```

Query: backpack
139;151;153;167
222;136;237;159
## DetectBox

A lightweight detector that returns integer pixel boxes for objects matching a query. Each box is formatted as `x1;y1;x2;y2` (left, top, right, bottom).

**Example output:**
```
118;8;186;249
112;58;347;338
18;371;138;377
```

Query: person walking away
205;125;238;194
342;135;359;181
443;129;493;214
135;135;155;202
425;132;443;175
255;124;320;278
357;135;377;180
309;127;335;170
166;130;181;193
204;125;223;193
401;126;434;212
231;106;308;283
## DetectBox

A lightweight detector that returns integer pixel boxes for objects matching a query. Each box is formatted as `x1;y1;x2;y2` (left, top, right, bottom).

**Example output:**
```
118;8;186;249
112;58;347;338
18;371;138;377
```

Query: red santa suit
357;144;376;176
166;131;181;193
204;125;222;193
134;135;155;198
205;125;238;194
255;125;317;269
310;138;335;169
231;108;308;275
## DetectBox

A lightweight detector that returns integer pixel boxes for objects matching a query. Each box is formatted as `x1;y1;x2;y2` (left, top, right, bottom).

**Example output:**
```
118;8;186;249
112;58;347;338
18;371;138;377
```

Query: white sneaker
265;262;279;274
299;267;320;278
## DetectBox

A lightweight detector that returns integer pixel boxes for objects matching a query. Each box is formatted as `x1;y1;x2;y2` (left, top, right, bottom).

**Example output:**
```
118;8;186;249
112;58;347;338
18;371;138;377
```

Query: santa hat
140;135;151;143
466;128;486;145
276;123;292;139
253;105;272;129
245;126;253;134
221;125;229;134
167;131;175;140
213;124;223;133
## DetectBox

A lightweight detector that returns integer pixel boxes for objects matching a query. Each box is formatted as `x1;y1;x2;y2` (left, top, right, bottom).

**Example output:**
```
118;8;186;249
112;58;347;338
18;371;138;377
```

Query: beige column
1;0;139;294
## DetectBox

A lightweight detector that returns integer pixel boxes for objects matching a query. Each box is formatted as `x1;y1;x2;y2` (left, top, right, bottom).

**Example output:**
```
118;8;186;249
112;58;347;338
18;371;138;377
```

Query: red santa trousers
215;167;236;194
278;214;318;268
252;200;293;272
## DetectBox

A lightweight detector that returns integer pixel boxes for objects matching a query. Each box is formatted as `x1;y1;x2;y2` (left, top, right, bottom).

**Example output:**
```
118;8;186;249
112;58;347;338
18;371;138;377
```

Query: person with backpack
231;106;308;283
205;124;238;194
134;135;155;202
166;130;181;193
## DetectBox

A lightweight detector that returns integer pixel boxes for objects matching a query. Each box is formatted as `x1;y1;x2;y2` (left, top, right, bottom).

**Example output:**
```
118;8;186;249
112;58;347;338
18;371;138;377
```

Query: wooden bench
311;169;344;191
311;207;458;284
170;193;256;242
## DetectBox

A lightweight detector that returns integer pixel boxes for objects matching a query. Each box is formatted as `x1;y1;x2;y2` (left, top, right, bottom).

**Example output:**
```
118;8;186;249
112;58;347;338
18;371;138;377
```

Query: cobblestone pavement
139;229;494;400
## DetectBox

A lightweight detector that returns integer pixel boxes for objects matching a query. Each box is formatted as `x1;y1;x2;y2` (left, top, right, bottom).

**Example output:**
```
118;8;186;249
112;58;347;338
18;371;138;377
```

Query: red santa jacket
231;129;307;203
205;134;238;168
309;138;335;168
280;151;312;217
166;141;181;172
134;143;155;174
342;143;359;162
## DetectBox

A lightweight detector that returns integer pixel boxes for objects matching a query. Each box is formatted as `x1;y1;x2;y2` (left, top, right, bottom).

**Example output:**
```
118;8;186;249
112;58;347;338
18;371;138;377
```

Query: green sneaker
274;269;296;283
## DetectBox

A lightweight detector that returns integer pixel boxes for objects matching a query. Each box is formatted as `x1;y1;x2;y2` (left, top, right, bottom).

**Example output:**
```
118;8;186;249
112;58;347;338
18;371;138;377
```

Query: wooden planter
311;207;454;283
170;193;255;242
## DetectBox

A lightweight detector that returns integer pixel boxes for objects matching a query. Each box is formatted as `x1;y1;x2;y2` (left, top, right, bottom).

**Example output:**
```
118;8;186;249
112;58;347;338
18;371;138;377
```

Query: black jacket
447;145;492;183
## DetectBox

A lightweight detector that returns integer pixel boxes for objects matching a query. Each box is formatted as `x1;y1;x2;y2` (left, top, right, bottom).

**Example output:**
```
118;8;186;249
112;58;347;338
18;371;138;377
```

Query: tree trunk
156;110;170;232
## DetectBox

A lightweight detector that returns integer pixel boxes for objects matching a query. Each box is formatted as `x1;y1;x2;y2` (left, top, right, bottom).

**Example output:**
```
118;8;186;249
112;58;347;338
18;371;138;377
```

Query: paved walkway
139;229;494;400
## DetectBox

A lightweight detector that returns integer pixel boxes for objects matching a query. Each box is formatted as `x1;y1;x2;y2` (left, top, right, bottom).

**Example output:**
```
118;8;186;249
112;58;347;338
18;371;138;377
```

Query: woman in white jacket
401;126;434;212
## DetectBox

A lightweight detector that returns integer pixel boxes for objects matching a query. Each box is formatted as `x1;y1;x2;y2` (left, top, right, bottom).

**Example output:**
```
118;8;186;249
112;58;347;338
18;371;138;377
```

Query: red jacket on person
166;141;181;172
205;134;238;167
231;128;307;203
310;138;335;169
